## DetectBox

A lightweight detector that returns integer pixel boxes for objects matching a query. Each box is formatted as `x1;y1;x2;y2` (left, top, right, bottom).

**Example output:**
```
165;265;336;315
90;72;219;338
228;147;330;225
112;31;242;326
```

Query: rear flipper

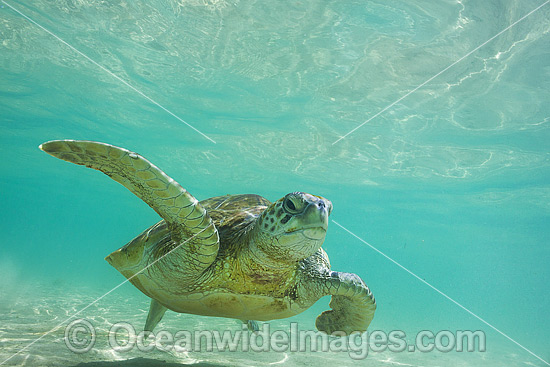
238;319;260;332
144;298;167;336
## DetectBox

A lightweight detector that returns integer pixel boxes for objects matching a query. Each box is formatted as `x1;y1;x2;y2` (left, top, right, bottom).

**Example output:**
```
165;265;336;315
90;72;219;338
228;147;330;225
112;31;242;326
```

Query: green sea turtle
40;140;376;335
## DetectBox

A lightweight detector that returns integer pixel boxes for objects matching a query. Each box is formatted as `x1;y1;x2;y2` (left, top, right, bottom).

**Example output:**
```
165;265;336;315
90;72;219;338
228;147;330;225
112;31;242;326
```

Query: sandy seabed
0;283;541;367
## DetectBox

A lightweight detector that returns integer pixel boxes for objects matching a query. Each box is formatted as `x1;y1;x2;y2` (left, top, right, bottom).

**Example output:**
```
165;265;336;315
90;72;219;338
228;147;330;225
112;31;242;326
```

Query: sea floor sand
0;283;542;367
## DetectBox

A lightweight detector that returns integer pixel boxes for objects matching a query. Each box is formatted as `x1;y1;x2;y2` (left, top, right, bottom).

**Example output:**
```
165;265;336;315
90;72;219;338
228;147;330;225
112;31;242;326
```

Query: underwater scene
1;0;550;366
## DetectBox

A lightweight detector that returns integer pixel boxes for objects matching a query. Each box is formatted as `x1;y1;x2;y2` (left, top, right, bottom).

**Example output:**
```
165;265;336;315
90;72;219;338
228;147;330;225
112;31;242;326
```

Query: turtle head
253;192;332;264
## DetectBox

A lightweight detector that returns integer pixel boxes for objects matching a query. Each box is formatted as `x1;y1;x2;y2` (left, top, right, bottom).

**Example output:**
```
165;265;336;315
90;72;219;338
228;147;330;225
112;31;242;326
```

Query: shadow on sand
71;357;224;367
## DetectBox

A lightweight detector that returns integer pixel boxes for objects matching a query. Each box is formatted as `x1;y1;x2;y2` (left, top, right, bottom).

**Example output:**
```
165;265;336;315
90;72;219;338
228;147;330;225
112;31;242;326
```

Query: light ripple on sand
0;283;541;367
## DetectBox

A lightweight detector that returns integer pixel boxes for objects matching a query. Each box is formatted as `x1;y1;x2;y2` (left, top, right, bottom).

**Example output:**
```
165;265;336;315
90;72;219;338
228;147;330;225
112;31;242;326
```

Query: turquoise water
1;0;550;366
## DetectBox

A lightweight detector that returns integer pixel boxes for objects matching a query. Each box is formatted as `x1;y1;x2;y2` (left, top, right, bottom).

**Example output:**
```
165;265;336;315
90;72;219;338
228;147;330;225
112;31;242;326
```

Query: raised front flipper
40;140;219;276
315;271;376;335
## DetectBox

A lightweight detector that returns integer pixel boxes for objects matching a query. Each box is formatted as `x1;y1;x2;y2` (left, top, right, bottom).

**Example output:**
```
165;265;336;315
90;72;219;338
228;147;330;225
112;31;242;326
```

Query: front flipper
299;249;376;335
40;140;219;276
315;271;376;335
145;298;167;334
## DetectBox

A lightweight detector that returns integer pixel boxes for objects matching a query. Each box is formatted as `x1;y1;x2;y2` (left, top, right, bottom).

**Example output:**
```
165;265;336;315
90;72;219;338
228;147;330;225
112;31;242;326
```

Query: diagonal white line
0;225;211;366
332;0;550;145
2;0;216;144
331;219;550;366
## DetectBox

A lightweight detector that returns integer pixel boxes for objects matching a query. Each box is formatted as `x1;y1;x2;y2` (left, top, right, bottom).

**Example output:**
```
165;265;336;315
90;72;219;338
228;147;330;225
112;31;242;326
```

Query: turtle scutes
40;140;376;335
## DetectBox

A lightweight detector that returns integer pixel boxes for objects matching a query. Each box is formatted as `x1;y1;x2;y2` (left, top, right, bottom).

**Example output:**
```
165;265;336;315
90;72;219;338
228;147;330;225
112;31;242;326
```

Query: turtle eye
286;200;296;211
283;195;301;214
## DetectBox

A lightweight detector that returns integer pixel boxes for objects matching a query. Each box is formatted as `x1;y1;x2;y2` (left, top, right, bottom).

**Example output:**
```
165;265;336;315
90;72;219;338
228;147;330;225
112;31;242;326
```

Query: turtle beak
301;201;329;231
323;199;333;216
312;195;332;216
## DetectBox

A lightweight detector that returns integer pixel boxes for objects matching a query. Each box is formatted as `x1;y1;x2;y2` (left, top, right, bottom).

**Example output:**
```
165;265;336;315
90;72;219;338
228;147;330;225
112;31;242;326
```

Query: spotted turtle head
254;192;332;262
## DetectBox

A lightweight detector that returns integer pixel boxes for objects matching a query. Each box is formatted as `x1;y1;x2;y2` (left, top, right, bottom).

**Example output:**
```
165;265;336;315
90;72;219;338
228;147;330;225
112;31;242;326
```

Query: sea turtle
40;140;376;335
